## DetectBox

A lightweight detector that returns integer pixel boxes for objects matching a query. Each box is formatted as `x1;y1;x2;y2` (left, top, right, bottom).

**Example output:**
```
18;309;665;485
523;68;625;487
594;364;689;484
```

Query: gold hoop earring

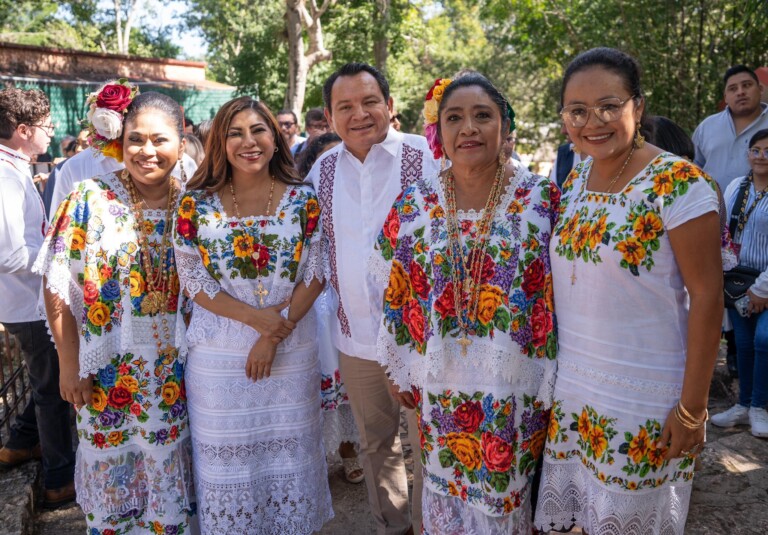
634;123;645;149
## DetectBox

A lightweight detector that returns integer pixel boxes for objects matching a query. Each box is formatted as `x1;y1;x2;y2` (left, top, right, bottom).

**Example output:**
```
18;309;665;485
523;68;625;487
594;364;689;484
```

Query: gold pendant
254;280;269;307
457;335;472;357
141;291;161;315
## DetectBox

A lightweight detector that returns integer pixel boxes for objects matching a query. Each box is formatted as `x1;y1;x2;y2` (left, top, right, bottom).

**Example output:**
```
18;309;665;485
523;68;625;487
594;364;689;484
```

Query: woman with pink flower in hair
371;72;558;533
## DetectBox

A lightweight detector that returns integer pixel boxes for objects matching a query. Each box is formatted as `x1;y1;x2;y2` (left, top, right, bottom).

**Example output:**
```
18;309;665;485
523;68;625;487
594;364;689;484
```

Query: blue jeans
2;320;75;488
728;308;768;408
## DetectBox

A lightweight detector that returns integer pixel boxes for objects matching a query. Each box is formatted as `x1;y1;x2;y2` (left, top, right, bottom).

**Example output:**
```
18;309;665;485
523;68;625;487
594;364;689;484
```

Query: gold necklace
597;145;635;194
442;162;510;356
228;176;276;307
120;169;180;357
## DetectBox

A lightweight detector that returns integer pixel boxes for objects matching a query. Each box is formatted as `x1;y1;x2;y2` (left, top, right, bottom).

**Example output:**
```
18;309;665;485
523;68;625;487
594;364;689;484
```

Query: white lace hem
557;358;682;398
377;328;556;407
534;460;692;535
321;403;359;454
301;230;325;288
423;486;531;535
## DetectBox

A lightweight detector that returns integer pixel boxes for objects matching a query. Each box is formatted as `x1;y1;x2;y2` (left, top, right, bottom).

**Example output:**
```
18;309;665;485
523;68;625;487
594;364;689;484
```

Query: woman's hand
59;365;93;410
747;289;768;314
245;337;278;381
388;379;416;410
659;406;705;460
249;300;296;343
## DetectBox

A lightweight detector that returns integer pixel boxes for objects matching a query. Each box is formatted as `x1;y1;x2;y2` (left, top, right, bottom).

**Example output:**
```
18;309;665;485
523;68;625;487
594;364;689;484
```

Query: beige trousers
339;352;423;535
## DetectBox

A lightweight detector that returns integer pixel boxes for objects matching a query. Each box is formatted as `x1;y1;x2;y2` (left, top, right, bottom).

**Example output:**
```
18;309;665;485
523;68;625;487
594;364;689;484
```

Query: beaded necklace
120;169;180;356
442;162;509;356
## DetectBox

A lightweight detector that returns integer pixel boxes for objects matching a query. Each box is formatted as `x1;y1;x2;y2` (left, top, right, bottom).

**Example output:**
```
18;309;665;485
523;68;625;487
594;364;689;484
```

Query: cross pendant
254;280;269;307
457;335;472;357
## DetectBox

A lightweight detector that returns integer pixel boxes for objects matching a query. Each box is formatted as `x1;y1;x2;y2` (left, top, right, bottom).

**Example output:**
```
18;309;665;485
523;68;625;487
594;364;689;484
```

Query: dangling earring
440;154;447;174
499;150;507;165
633;122;645;149
274;147;278;153
179;160;188;185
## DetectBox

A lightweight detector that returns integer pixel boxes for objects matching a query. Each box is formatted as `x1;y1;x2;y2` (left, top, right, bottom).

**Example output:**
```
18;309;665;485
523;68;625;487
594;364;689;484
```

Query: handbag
724;174;763;308
724;265;761;307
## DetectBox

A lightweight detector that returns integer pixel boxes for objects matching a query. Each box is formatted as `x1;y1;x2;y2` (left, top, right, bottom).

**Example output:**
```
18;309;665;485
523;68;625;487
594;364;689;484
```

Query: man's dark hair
276;109;298;124
322;62;390;112
184;115;195;129
723;65;759;87
0;87;51;139
296;132;341;179
748;128;768;148
646;116;695;161
305;107;325;124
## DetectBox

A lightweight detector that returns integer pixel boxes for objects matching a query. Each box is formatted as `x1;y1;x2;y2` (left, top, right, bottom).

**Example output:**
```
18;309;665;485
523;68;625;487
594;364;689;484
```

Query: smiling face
225;108;275;182
439;85;505;168
122;110;183;188
326;71;393;161
562;66;643;162
724;72;763;118
748;135;768;176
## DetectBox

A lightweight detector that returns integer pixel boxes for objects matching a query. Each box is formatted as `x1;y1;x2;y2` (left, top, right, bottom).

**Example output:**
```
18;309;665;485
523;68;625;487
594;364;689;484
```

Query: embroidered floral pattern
175;187;319;285
419;389;548;515
377;176;558;359
320;369;349;411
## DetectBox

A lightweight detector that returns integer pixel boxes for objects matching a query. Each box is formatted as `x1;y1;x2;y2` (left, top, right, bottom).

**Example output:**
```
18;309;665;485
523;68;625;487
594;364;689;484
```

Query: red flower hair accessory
83;79;140;162
423;78;452;160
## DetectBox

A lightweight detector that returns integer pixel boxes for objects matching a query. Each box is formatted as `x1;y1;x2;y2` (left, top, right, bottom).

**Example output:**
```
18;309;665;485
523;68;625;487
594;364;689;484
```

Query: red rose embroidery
409;260;431;300
481;431;515;473
176;217;197;240
53;214;71;235
321;376;333;391
96;84;133;112
383;207;400;248
170;425;179;440
402;298;426;345
465;251;495;283
531;298;553;348
107;386;133;409
435;282;457;319
305;216;318;238
521;258;546;298
453;400;484;433
549;183;561;207
130;403;142;416
83;280;99;305
93;432;106;448
166;293;179;313
251;244;270;269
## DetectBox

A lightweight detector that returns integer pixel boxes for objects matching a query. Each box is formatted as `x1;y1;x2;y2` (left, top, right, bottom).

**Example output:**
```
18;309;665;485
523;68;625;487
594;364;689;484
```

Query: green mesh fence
3;78;235;157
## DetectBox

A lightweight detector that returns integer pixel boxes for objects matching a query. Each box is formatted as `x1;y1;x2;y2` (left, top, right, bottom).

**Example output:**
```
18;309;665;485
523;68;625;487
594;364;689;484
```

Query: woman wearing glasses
710;129;768;438
535;48;723;534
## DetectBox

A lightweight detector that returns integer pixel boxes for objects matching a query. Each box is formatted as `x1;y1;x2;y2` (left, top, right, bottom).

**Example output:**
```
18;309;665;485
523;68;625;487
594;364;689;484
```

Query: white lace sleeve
367;249;391;286
300;230;325;288
174;248;221;301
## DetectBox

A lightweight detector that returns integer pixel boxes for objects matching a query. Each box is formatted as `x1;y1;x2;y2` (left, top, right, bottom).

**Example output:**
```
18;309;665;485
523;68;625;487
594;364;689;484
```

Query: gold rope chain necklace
442;161;510;356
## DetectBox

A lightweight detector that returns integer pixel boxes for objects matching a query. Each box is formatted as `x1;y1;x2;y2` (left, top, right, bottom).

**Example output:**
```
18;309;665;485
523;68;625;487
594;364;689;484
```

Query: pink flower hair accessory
423;78;452;160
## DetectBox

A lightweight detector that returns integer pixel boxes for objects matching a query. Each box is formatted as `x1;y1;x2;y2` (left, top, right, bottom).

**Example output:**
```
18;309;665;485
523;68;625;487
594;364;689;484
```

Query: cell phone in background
734;295;750;318
30;162;53;176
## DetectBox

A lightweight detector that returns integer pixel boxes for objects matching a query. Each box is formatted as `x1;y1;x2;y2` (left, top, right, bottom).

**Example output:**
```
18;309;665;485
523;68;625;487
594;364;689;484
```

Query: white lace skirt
186;343;334;535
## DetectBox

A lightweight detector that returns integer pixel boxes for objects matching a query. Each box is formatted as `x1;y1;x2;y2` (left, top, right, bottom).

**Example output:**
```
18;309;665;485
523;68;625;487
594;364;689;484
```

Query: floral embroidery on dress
554;154;715;277
377;177;557;359
420;389;549;515
320;369;349;411
176;187;320;284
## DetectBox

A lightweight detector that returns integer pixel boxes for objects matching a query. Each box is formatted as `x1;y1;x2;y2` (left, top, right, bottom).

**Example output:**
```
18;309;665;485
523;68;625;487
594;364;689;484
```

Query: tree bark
284;0;334;119
373;0;390;74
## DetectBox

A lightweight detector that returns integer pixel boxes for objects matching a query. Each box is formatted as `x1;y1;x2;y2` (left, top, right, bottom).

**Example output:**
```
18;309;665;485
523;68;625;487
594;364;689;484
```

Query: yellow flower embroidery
232;234;254;259
616;237;646;265
632;212;663;241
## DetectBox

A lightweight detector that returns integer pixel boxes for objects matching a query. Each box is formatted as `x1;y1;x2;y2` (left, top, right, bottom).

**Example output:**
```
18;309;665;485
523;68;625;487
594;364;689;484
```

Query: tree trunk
283;0;334;119
373;0;390;74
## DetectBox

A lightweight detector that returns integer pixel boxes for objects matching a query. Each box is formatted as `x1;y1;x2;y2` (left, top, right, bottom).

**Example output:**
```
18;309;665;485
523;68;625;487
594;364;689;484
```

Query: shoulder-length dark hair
186;96;302;191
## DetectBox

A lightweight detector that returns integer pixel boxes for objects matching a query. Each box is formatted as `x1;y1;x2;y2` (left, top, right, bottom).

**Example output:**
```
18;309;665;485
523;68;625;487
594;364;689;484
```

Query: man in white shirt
0;87;76;507
307;63;440;535
693;65;768;191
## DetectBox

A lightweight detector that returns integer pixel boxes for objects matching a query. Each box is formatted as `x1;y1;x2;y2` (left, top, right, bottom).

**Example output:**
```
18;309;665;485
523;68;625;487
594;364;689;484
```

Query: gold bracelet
674;403;706;430
677;401;708;425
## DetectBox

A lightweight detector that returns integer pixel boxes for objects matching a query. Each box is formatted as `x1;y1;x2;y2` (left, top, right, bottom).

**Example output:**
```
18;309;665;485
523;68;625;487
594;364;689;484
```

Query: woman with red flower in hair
173;96;332;534
371;72;558;533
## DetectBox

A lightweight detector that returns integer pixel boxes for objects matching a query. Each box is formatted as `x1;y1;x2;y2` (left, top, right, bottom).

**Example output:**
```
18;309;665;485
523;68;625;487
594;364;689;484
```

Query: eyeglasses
560;97;634;128
278;121;295;128
32;122;56;137
748;147;768;159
